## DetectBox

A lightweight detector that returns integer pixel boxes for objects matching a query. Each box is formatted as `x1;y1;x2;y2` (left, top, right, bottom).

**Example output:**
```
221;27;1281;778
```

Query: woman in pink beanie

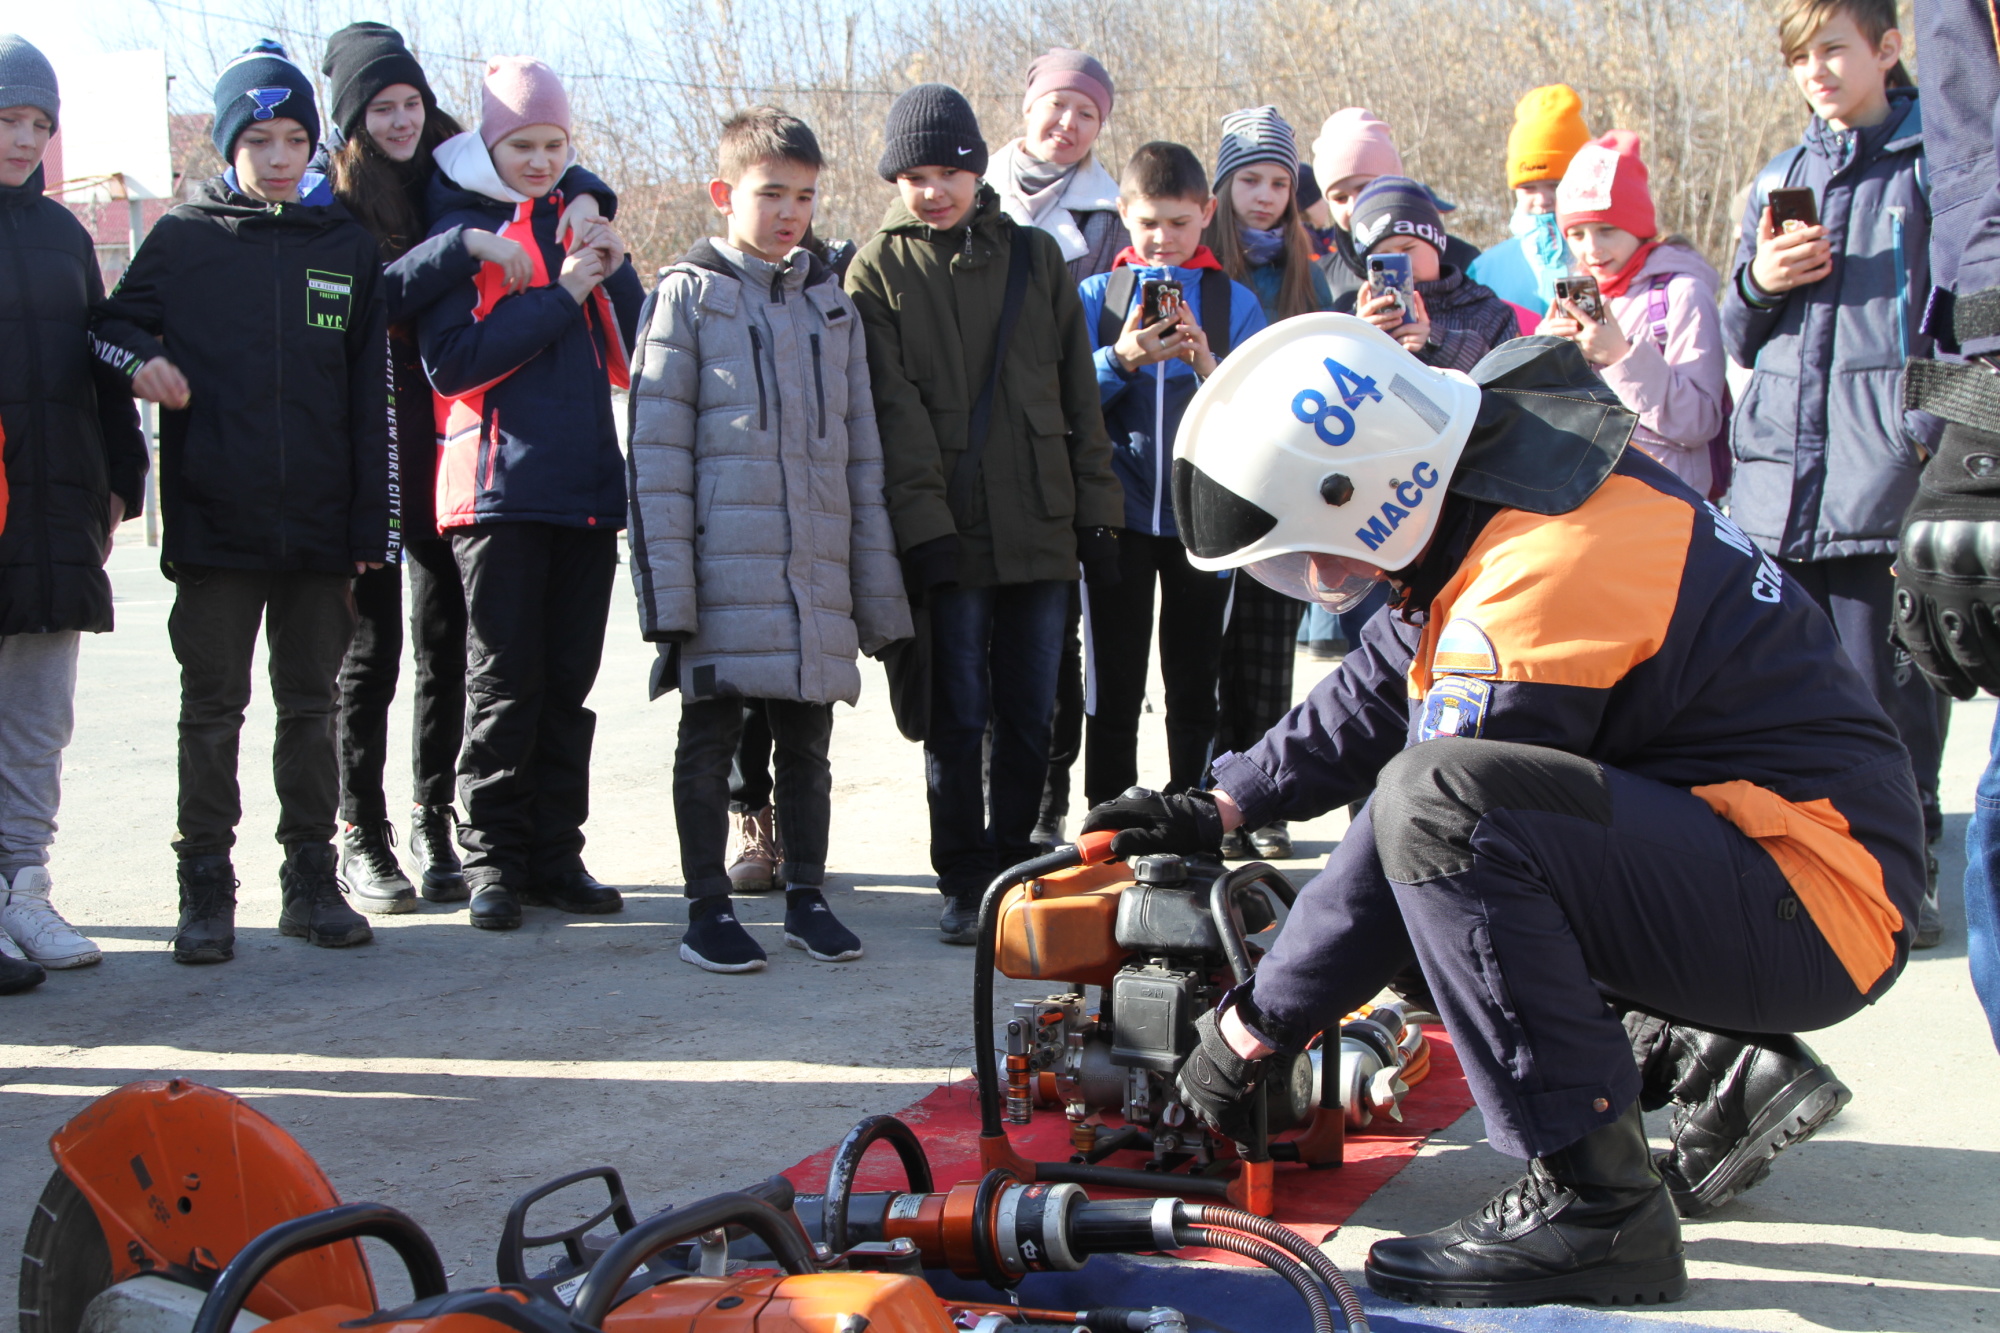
1539;130;1730;499
1308;108;1477;308
988;47;1124;282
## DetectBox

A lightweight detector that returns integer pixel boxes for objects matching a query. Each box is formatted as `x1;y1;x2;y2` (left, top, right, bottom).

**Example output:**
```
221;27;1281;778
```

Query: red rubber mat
783;1026;1474;1257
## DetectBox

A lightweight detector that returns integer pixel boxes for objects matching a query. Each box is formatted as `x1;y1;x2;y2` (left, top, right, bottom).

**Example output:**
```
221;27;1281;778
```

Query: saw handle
192;1202;446;1333
569;1192;818;1327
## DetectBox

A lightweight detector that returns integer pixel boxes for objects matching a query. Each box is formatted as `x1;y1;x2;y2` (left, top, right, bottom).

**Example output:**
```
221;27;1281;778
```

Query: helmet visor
1242;552;1386;612
1174;458;1277;562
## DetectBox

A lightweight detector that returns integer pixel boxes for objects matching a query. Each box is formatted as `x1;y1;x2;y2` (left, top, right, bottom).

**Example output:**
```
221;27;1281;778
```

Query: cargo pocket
1026;400;1075;521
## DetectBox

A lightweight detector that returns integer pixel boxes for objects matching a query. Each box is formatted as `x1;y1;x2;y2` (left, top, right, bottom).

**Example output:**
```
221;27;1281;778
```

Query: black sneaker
1366;1103;1685;1307
410;804;468;903
339;820;417;915
173;854;238;965
938;890;982;945
681;897;767;972
278;843;373;948
1628;1012;1850;1218
1029;819;1065;854
0;951;45;994
784;889;863;961
522;868;623;914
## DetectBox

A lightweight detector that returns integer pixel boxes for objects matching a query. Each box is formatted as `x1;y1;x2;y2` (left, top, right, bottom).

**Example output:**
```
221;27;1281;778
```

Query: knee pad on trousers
1371;738;1612;884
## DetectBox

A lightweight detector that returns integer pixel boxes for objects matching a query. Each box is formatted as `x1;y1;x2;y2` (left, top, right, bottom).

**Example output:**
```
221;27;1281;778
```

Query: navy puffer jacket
1721;89;1932;561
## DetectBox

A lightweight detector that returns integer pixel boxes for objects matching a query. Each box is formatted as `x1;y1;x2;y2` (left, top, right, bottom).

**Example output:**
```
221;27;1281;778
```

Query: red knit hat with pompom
1555;129;1655;239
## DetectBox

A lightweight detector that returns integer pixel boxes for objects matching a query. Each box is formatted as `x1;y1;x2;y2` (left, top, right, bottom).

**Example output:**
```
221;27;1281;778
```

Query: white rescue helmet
1172;313;1482;609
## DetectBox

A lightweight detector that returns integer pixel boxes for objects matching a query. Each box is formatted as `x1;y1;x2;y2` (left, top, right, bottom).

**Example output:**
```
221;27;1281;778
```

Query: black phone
1768;186;1820;233
1553;274;1605;323
1367;252;1414;321
1140;278;1185;329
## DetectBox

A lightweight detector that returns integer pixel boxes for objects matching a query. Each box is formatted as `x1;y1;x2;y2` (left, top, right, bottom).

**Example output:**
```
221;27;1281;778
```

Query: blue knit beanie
212;40;320;160
1215;106;1297;185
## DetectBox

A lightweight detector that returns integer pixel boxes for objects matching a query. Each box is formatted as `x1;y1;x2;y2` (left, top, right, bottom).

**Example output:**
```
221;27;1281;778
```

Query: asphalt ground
1;529;1994;1330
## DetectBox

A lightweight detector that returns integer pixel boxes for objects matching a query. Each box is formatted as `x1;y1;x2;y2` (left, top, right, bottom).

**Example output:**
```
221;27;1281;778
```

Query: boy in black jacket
95;41;392;965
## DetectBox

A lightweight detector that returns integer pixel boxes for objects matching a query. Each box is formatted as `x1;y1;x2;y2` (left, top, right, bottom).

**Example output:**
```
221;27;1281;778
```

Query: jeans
1082;532;1231;807
1967;710;2000;1050
404;537;468;810
0;631;81;877
167;567;357;855
926;580;1069;898
452;524;617;888
677;696;832;898
1037;584;1086;833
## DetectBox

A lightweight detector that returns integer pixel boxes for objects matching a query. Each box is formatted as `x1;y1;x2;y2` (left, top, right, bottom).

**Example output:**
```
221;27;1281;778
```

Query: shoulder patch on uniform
1432;618;1499;676
1419;676;1491;741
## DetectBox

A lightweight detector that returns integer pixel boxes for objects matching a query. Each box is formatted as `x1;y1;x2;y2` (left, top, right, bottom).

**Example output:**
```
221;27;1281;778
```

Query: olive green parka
846;184;1122;587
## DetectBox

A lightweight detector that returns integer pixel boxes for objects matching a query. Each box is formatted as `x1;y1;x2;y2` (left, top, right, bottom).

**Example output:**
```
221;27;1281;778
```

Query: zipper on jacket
750;327;769;430
1888;206;1910;364
810;334;827;439
274;226;287;559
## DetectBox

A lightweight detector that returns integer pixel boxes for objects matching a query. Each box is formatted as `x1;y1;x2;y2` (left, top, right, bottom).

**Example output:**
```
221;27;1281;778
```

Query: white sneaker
0;925;25;961
1;867;102;968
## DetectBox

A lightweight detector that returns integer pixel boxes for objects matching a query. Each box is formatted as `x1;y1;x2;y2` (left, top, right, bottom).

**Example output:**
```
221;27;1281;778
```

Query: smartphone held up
1140;278;1185;330
1554;274;1605;323
1367;252;1415;322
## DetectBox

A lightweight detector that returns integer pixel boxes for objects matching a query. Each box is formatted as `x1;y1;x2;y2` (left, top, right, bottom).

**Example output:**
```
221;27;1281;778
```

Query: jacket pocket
749;327;769;430
1025;399;1075;521
811;333;827;440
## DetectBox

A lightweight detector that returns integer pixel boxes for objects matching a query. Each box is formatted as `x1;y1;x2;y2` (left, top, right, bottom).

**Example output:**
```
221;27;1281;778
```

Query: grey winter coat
626;239;911;705
1721;89;1934;561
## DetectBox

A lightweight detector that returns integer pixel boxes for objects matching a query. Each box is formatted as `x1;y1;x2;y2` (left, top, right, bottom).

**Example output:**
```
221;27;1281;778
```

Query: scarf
1011;146;1080;229
1111;244;1226;271
1596;239;1664;300
1240;224;1286;266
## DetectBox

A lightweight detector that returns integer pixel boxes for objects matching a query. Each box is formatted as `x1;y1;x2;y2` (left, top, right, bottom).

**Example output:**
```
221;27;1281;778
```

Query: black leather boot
522;867;623;914
339;820;416;914
278;843;373;948
173;854;238;965
1627;1011;1850;1218
1365;1102;1686;1307
409;805;468;903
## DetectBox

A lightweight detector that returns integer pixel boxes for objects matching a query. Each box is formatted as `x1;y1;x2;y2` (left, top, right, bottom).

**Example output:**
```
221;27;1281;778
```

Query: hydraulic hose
1192;1207;1370;1333
823;1115;935;1256
1180;1226;1334;1333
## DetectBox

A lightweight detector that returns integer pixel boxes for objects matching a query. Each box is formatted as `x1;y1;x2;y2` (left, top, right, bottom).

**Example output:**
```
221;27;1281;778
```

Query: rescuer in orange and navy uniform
1081;316;1925;1309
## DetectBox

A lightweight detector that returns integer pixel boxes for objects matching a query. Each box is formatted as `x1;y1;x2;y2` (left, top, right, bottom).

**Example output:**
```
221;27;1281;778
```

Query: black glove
1892;417;2000;699
1076;526;1122;589
901;535;961;609
1176;1007;1264;1144
1080;786;1224;859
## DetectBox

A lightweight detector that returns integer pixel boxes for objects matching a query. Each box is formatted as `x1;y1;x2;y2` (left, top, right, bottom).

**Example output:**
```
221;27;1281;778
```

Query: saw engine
972;837;1427;1213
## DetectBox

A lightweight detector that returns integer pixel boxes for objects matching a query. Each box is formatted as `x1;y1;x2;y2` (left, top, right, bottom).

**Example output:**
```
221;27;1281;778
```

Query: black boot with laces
279;843;374;948
1365;1102;1686;1307
173;854;238;965
409;804;468;903
339;820;416;914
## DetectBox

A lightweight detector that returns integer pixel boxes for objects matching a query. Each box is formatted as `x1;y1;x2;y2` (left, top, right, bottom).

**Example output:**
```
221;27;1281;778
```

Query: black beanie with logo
877;83;988;181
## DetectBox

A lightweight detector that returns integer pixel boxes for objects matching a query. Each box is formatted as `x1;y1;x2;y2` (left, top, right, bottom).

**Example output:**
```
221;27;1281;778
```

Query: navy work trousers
1250;738;1888;1160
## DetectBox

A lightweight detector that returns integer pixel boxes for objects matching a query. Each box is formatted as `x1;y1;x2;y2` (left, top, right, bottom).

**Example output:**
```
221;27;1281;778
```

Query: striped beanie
1215;106;1298;185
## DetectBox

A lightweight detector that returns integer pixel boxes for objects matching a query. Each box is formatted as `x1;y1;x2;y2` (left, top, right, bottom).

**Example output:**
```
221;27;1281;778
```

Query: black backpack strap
1099;266;1137;351
1199;268;1233;358
950;227;1036;516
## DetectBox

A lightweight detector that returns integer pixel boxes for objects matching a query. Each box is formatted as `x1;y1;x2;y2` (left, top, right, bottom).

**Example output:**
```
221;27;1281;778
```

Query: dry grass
150;0;1821;279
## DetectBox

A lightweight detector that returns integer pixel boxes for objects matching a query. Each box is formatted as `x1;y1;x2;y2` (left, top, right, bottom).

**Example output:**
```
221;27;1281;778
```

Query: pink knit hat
1311;108;1403;186
1022;48;1114;123
480;57;571;148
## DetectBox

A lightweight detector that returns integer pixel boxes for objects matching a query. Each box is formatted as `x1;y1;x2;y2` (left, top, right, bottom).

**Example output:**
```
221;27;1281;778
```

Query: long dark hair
332;104;464;260
1204;170;1321;321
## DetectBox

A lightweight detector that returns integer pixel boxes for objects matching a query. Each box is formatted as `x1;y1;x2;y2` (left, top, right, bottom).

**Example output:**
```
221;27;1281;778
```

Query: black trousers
1214;575;1304;763
1251;739;1916;1159
335;562;402;823
1785;555;1947;841
1082;531;1232;807
729;702;775;814
677;696;833;898
405;537;468;810
1037;584;1086;832
452;523;617;888
168;567;357;855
